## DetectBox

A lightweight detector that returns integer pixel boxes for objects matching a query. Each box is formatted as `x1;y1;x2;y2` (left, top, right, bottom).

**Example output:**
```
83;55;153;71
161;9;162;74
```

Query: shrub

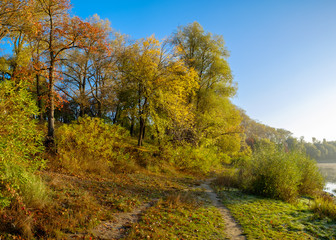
0;80;47;205
0;81;45;169
296;154;324;195
239;142;324;202
311;194;336;220
56;116;136;174
0;80;48;237
165;143;224;173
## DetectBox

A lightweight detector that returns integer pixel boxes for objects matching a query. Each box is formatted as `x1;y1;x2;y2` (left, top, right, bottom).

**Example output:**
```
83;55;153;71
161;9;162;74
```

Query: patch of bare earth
90;200;157;240
201;180;246;240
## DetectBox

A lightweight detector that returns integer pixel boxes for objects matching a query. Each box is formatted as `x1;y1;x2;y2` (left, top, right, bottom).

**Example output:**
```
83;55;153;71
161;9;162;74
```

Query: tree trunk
11;62;17;83
79;76;85;117
97;100;102;118
46;58;55;149
113;104;120;124
138;116;145;146
79;102;85;117
130;116;134;137
36;73;43;121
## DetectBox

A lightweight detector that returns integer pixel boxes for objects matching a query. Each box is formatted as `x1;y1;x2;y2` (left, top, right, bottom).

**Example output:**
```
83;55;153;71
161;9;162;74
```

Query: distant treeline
240;110;336;162
289;138;336;162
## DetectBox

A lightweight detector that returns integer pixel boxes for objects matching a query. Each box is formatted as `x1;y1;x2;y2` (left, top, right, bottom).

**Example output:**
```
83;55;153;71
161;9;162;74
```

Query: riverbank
212;184;336;239
318;163;336;195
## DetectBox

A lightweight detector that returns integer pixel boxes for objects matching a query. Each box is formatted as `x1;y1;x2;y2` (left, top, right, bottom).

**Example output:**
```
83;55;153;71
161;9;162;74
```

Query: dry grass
0;167;195;239
213;172;239;190
165;192;197;209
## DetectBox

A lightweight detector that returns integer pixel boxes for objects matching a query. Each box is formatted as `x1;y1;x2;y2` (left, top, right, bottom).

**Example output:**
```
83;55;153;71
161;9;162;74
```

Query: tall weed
311;194;336;220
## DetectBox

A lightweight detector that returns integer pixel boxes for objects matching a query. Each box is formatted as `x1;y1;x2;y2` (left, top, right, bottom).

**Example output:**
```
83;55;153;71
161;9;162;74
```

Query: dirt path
64;175;244;240
90;200;157;239
200;180;246;240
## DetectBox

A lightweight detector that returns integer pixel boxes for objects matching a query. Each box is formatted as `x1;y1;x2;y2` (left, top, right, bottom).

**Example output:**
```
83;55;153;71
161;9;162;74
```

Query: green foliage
296;155;325;196
117;36;198;146
0;80;45;169
196;92;242;154
56;116;136;174
303;139;336;162
169;22;244;160
0;161;48;208
0;80;47;228
239;141;324;202
164;143;226;173
172;22;234;96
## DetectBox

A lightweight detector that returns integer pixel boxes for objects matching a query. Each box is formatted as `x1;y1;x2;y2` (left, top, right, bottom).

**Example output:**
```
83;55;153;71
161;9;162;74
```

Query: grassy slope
0;120;228;239
0;165;227;239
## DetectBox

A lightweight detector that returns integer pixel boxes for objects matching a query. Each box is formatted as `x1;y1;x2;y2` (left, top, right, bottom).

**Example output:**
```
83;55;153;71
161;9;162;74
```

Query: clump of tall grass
1;161;48;208
213;169;240;190
311;194;336;220
165;192;197;209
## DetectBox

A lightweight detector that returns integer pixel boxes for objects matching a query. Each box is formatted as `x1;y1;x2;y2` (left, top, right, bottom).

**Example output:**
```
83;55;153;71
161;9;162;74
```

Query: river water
317;163;336;195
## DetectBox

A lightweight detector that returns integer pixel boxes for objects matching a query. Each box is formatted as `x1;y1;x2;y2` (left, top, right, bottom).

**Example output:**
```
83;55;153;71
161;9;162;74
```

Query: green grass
214;186;336;239
125;191;227;239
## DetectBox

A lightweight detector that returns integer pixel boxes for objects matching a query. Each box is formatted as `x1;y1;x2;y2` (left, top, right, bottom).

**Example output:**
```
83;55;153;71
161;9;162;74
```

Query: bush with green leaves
56;116;136;174
165;143;226;173
0;80;47;210
239;140;324;202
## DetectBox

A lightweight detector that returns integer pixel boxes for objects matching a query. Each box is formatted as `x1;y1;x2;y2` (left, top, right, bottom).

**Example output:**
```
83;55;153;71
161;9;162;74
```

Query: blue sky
72;1;336;141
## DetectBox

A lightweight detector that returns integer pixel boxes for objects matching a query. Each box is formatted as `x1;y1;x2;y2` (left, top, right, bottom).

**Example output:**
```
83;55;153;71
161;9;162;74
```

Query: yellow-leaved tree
172;22;243;161
117;36;198;146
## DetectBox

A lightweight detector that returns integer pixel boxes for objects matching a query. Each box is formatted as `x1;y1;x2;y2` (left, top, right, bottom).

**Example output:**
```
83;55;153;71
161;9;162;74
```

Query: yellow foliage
118;36;199;142
56;117;136;175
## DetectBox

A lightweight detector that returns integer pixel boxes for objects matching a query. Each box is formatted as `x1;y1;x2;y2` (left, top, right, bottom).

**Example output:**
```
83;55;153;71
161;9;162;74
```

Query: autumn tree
171;22;242;156
86;18;119;118
0;0;48;118
32;0;99;146
172;22;235;107
29;34;49;120
118;36;198;146
0;0;36;81
58;49;91;117
57;14;116;119
0;0;31;41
